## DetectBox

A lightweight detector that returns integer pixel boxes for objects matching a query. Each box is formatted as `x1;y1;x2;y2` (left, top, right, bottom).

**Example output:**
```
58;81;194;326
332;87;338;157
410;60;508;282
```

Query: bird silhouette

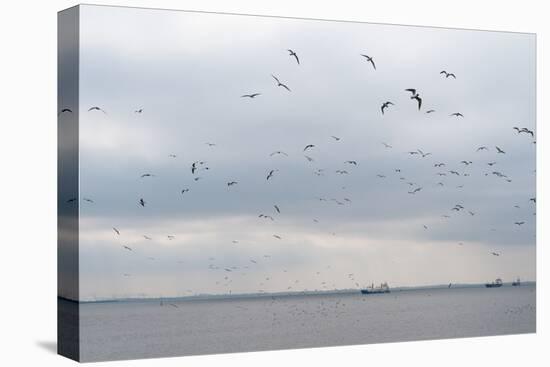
88;106;106;114
360;54;376;70
440;70;456;78
287;49;300;64
381;101;394;115
271;74;291;91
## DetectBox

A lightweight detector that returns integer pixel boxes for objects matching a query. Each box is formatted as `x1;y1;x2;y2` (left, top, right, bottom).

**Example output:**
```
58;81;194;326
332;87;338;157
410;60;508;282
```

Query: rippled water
78;285;535;361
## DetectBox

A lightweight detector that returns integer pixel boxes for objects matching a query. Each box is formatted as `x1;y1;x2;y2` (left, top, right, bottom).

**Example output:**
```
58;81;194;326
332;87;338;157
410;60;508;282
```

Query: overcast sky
69;5;535;300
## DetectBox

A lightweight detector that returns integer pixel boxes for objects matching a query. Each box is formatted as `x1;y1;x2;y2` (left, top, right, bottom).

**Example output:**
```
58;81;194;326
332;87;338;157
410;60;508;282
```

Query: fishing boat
361;282;390;294
512;277;521;286
485;278;503;288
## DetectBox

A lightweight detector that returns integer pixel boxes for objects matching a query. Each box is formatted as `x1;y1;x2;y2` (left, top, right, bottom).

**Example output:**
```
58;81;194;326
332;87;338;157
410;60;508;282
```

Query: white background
0;0;546;366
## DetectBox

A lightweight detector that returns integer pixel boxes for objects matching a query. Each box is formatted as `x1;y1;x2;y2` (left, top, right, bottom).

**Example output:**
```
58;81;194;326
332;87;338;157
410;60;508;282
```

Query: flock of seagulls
63;46;536;300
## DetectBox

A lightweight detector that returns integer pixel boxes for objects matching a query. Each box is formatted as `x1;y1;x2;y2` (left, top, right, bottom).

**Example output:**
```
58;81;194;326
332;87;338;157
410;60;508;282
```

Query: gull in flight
382;142;393;148
303;144;315;151
408;187;423;194
381;101;394;115
477;146;488;152
271;74;291;91
450;112;464;117
259;214;274;221
360;54;376;70
496;146;506;154
274;205;281;213
266;169;278;180
417;149;431;158
241;93;261;98
88;106;106;114
58;108;73;116
139;198;146;207
270;151;288;157
440;70;456;78
134;108;143;113
123;245;133;251
405;89;422;110
227;181;238;186
181;188;190;194
287;49;300;64
113;227;120;235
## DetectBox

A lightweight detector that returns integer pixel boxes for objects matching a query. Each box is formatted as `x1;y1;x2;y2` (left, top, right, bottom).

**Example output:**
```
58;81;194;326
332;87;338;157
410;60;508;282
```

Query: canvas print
58;4;536;362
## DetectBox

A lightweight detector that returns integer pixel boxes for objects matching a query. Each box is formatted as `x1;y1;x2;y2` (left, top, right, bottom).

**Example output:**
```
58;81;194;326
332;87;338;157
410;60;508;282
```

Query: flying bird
273;235;282;240
345;160;358;165
408;187;423;194
382;142;393;149
381;101;394;115
440;70;456;78
274;205;280;213
514;221;525;226
88;106;106;114
266;169;278;180
450;113;464;117
112;227;120;235
139;198;146;207
426;109;436;114
496;146;506;154
417;149;431;158
360;54;376;70
58;108;73;115
271;74;291;91
303;144;315;151
123;245;133;251
270;151;288;157
227;181;238;186
140;173;155;178
181;188;190;194
287;49;300;64
477;146;488;151
241;93;261;98
405;89;422;110
331;136;341;141
134;108;143;113
83;198;94;203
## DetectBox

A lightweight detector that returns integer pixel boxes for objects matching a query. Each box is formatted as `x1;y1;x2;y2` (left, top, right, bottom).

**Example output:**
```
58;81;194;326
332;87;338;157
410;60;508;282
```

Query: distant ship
512;277;521;286
485;278;503;288
361;282;390;294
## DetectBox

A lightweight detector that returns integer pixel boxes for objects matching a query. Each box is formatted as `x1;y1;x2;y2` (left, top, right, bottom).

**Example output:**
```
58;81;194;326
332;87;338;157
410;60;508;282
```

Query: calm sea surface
78;285;535;361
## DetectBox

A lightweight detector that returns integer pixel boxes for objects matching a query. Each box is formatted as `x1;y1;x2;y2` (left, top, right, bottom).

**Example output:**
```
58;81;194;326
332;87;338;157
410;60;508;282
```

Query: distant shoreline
59;281;536;304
